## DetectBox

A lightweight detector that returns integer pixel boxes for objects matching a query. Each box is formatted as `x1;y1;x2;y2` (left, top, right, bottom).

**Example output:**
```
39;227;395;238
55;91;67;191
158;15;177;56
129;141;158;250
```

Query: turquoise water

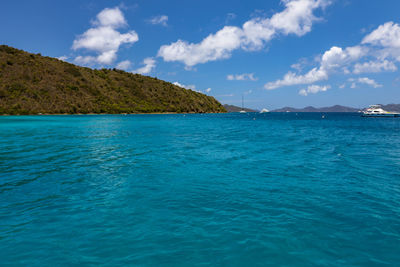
1;113;400;266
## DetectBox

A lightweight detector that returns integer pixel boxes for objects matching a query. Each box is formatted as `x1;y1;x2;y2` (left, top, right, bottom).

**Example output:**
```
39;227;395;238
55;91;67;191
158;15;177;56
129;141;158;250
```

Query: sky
1;0;400;109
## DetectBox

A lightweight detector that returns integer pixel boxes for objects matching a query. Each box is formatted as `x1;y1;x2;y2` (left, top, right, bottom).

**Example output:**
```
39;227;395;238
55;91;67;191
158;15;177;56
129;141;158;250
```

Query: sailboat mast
242;95;244;110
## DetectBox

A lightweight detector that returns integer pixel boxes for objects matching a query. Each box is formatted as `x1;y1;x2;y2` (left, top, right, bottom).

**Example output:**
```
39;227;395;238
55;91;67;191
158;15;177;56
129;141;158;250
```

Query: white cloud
263;20;400;90
291;63;302;71
74;55;97;65
158;0;331;67
362;22;400;48
353;59;397;74
116;60;131;70
132;57;156;74
265;67;328;89
320;46;367;69
298;89;308;96
173;82;196;90
94;7;127;28
265;45;369;89
269;0;331;36
348;77;382;88
72;7;138;65
57;56;68;61
158;26;244;66
362;22;400;63
299;84;330;96
356;77;382;88
148;15;168;26
172;84;212;94
227;73;258;81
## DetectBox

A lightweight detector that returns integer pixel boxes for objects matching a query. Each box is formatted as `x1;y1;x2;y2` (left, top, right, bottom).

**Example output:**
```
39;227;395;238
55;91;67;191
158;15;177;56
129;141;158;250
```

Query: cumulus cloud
350;77;382;88
353;59;397;74
264;45;369;89
265;21;400;90
362;22;400;62
94;7;127;28
132;58;156;74
264;46;368;90
72;7;139;65
269;0;331;36
158;26;244;66
227;73;258;81
299;84;330;96
265;67;328;89
158;0;331;67
362;22;400;48
116;60;131;70
148;15;168;26
206;88;212;93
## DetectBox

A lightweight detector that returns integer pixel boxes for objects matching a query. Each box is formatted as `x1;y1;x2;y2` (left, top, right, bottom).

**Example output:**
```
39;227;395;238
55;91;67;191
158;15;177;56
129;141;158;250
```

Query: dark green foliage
64;64;82;77
0;45;226;114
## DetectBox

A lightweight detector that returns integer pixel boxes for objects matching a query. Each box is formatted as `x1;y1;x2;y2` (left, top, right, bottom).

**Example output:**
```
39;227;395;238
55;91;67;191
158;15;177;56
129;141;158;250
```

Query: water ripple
0;113;399;266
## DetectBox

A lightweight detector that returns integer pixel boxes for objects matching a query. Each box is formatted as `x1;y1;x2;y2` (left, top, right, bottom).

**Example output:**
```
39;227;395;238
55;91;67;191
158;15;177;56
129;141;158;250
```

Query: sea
0;113;399;266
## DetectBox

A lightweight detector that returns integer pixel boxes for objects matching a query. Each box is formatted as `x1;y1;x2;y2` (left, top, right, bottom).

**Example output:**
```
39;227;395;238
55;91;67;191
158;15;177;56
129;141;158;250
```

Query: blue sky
1;0;400;109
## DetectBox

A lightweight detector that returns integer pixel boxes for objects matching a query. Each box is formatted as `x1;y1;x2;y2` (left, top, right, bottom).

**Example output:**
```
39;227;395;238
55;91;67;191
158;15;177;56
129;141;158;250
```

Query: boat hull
362;113;400;117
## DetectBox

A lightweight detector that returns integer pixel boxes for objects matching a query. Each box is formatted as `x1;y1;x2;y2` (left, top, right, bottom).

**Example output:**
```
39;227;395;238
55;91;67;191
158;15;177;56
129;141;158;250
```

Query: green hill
0;45;226;115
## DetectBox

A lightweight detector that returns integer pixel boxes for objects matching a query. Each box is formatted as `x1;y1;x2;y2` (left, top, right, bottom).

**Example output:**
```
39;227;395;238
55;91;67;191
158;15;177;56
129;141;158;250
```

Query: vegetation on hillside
0;45;226;114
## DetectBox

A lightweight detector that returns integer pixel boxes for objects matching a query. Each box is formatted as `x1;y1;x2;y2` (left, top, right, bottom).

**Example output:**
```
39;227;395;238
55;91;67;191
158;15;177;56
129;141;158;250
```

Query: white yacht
362;105;400;117
260;108;269;113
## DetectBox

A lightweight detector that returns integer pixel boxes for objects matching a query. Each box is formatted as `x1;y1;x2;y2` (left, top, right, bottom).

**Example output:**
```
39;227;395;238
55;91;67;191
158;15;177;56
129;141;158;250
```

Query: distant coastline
223;104;400;113
271;104;400;113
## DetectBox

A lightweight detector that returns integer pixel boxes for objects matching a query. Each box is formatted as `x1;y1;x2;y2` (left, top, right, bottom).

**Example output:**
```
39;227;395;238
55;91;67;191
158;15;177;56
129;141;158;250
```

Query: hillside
223;104;258;112
272;105;359;112
0;45;226;114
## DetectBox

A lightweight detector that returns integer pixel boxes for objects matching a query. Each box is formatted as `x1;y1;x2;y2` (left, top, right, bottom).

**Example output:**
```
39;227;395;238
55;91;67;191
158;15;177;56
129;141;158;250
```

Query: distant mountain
223;104;258;112
0;45;226;114
272;105;359;112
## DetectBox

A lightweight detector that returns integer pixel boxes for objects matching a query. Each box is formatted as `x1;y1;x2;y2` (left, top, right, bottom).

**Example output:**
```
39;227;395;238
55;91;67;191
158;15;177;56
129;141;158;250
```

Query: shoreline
0;112;227;116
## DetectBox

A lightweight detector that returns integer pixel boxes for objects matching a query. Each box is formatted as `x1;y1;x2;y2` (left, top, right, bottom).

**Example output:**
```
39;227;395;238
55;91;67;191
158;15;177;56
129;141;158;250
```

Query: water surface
1;113;399;266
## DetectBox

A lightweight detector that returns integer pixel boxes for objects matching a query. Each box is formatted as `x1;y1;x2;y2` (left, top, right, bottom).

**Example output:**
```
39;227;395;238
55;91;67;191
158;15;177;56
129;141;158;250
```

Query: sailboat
239;95;246;113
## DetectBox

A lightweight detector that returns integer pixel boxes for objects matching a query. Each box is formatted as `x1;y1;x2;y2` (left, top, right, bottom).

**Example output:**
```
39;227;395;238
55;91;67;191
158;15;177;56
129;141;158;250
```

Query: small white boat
239;95;246;113
362;105;400;117
260;108;269;113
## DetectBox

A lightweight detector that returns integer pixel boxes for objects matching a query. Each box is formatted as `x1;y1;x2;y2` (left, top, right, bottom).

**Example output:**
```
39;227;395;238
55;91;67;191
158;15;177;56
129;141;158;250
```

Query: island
272;105;359;112
271;104;400;112
0;45;226;115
